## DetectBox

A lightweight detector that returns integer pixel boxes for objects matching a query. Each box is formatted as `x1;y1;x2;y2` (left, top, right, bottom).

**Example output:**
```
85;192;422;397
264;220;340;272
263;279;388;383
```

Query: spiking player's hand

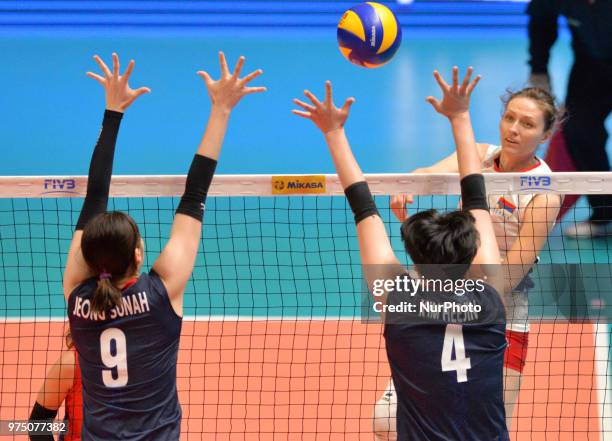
292;81;355;134
390;193;414;222
197;52;266;112
87;53;151;113
426;66;481;120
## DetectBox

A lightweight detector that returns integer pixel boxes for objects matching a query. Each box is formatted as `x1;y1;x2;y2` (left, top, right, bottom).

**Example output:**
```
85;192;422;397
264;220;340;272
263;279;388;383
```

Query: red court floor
0;321;604;440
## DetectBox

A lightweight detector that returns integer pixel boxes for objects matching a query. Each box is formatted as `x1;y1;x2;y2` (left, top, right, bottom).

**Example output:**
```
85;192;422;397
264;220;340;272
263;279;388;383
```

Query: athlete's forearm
324;128;364;189
449;113;480;179
75;110;123;230
174;105;227;222
196;105;231;160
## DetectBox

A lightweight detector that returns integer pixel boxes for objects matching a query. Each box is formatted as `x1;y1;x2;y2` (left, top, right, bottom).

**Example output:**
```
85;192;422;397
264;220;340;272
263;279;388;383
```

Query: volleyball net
0;172;611;440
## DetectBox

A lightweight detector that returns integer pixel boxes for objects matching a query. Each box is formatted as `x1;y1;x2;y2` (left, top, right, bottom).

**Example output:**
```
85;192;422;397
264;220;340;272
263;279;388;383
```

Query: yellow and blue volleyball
337;2;402;68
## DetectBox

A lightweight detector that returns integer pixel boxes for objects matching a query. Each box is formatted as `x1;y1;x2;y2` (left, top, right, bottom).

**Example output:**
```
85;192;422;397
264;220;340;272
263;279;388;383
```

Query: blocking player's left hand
292;80;355;134
87;53;151;113
197;52;266;112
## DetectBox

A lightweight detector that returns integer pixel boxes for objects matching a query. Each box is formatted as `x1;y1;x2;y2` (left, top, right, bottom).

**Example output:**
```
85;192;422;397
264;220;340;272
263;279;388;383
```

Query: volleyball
337;2;402;68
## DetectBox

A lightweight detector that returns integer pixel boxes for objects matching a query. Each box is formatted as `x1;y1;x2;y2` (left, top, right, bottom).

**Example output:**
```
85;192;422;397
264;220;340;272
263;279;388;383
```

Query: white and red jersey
482;144;553;259
481;144;553;333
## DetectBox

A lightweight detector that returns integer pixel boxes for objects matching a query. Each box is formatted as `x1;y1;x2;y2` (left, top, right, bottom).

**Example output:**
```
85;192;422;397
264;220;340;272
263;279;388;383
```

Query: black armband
176;154;218;222
344;181;380;224
460;174;489;211
28;402;57;441
76;110;123;230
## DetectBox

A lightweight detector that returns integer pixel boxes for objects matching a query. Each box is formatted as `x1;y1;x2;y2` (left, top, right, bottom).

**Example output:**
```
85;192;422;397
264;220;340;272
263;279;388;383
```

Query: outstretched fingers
304;89;322;108
425;96;442;113
232;56;245;79
132;87;151;98
325;81;333;106
244;86;267;95
466;74;481;95
123;87;151;108
86;71;106;86
292;109;312;119
432;70;449;92
451;66;459;93
459;66;473;95
341;97;355;113
293;98;316;112
219;51;230;77
197;70;213;87
240;69;263;86
93;55;112;79
122;59;136;83
112;53;120;80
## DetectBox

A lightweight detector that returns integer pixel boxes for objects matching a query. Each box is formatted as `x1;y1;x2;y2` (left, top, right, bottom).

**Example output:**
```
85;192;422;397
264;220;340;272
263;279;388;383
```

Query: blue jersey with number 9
68;271;182;440
383;278;509;441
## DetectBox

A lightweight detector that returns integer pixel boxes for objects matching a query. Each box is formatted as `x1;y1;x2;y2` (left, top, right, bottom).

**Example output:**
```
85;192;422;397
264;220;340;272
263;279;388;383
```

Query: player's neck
497;153;538;172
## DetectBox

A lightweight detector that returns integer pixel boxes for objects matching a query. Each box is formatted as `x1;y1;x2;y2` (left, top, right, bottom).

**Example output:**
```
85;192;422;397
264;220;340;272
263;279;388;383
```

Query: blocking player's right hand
390;193;414;222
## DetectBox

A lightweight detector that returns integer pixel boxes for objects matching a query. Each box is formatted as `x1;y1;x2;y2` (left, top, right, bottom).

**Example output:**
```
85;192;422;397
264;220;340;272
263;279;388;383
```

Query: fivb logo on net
42;178;78;194
519;175;551;189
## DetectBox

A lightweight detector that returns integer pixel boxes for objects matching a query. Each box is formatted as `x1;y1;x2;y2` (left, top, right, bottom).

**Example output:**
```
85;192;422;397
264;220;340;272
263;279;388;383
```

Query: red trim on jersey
121;277;139;291
493;156;541;173
63;349;83;441
504;329;529;373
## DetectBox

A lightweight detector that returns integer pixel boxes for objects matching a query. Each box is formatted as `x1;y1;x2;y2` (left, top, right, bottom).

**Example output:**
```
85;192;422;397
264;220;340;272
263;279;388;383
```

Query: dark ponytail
92;277;123;315
81;211;141;314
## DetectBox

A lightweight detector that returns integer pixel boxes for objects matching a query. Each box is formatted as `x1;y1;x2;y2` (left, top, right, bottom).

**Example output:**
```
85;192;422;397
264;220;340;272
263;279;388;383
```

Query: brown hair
501;87;563;132
81;211;141;314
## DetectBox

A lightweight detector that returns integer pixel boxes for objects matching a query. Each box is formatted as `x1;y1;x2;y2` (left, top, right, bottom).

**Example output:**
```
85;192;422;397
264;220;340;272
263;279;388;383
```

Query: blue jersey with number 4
384;279;509;441
68;271;182;441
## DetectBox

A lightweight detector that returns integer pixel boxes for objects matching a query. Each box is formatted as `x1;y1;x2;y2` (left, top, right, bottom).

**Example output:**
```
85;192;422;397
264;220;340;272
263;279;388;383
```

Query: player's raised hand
197;52;266;112
87;53;151;113
426;66;480;120
292;81;355;133
390;193;414;222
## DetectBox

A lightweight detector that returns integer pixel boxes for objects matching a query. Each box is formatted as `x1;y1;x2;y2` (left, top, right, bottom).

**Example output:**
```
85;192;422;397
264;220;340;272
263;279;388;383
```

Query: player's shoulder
142;269;169;295
68;277;97;301
534;155;553;173
480;143;500;166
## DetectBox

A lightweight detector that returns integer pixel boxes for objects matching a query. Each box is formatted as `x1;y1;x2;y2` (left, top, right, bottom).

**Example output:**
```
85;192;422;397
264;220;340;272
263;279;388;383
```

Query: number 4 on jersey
441;324;471;383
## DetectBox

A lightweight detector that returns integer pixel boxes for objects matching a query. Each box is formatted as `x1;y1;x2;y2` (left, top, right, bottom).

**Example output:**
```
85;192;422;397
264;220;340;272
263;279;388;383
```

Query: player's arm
153;52;265;315
292;81;400;310
63;53;150;298
427;67;501;267
28;350;76;441
502;193;560;292
391;143;490;221
415;143;490;174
